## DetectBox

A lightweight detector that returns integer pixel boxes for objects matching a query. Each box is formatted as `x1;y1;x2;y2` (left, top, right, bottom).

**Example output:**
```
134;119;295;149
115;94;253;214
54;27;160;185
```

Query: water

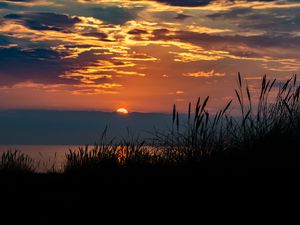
0;145;162;173
0;145;79;173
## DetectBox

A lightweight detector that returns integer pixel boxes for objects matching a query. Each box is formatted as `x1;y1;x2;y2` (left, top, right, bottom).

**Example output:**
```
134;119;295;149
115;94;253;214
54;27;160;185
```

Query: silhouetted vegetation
0;150;35;173
64;131;165;174
1;74;300;177
153;73;300;173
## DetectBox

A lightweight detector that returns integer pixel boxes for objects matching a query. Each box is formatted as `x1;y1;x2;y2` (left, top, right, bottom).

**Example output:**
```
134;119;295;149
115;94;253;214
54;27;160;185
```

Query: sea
0;145;79;173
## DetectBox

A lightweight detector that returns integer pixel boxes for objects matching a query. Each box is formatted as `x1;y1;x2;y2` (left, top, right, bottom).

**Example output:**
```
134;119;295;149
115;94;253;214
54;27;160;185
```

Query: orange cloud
183;70;225;77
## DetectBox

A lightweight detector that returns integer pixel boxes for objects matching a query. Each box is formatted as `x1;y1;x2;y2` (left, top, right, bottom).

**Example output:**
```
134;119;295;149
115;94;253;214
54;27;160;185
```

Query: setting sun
116;108;129;114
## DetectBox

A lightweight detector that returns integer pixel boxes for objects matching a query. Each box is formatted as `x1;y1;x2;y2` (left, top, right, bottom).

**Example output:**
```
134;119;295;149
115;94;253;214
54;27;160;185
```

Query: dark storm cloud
4;12;81;31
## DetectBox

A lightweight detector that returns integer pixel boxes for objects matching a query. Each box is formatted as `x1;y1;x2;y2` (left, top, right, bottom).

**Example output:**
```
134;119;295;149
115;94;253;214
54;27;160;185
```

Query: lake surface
0;145;79;173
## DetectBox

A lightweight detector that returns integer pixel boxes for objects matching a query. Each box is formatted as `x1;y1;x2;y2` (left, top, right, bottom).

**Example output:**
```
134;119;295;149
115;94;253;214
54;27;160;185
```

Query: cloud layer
0;0;299;112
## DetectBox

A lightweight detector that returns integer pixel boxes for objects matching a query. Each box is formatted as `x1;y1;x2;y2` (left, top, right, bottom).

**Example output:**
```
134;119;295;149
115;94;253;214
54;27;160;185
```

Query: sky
0;0;300;113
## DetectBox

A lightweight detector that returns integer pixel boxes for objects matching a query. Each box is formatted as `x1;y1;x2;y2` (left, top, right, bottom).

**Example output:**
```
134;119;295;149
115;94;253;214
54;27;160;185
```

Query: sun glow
116;108;129;114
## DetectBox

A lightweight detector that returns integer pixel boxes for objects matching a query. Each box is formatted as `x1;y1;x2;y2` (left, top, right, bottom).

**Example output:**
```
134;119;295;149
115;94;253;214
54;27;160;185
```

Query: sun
116;108;129;114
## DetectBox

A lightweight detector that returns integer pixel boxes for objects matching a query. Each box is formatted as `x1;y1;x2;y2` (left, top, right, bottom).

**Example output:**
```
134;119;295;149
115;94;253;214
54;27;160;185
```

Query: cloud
207;6;300;35
83;32;111;41
0;46;70;85
4;0;34;2
143;26;300;71
86;6;140;24
128;29;148;35
154;0;212;7
1;0;62;8
183;70;225;77
174;13;192;20
4;12;81;31
0;45;126;94
0;35;10;46
0;80;122;95
148;27;300;57
1;0;300;104
148;0;298;8
171;31;300;49
0;2;9;8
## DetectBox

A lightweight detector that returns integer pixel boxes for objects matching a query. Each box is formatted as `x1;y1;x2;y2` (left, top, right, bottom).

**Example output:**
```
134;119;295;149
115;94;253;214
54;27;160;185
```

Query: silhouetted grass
64;128;164;174
2;74;300;175
152;96;231;165
227;73;300;169
0;150;35;173
149;73;300;172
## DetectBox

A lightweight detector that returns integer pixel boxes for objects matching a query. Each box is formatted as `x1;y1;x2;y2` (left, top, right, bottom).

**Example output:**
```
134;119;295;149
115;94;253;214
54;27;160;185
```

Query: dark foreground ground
0;166;299;223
